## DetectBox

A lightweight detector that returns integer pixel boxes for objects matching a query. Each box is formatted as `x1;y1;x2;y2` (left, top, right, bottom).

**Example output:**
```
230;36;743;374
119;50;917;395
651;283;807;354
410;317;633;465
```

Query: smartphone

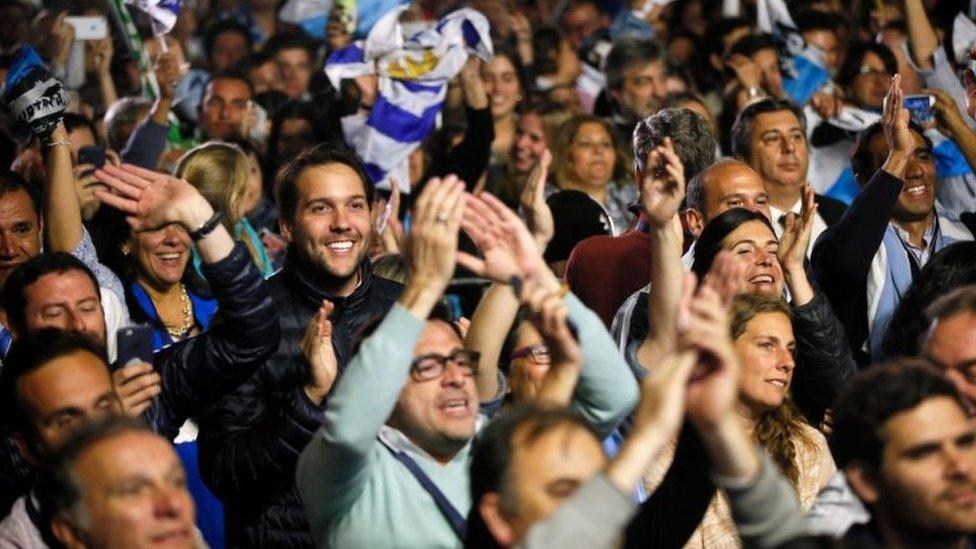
904;94;936;127
65;16;108;41
77;145;105;169
115;325;154;369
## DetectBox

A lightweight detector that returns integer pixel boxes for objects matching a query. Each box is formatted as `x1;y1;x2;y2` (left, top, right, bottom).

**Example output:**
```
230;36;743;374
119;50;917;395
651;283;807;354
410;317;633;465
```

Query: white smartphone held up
65;16;108;41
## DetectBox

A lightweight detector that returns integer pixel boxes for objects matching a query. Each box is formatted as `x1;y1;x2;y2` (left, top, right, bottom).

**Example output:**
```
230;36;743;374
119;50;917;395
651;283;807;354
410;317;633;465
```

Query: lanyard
379;437;467;540
894;215;940;279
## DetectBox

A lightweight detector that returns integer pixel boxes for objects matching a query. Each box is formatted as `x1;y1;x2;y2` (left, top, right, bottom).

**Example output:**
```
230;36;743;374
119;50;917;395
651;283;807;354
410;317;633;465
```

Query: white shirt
769;198;830;259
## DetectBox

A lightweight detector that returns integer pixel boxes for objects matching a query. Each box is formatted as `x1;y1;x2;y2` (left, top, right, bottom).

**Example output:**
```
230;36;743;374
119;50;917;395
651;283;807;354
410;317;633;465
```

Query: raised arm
122;52;179;170
460;191;639;436
42;123;83;252
296;176;465;526
902;0;939;70
635;137;687;368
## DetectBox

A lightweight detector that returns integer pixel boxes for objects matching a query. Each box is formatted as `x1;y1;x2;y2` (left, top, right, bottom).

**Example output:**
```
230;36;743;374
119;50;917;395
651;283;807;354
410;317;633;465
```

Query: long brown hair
730;294;815;488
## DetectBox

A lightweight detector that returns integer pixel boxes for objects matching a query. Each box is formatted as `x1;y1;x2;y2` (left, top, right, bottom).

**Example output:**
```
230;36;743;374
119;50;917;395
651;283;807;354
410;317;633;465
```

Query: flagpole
106;0;160;100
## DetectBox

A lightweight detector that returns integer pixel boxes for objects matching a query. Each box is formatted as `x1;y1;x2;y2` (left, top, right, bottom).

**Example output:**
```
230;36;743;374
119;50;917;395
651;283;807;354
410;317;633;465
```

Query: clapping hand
519;149;554;251
302;300;338;405
460;191;556;295
881;75;916;179
777;183;817;274
639;136;685;227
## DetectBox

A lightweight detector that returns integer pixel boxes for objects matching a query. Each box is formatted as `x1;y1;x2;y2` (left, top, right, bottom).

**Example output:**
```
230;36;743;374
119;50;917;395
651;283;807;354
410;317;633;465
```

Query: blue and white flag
756;0;829;106
325;6;492;192
126;0;180;33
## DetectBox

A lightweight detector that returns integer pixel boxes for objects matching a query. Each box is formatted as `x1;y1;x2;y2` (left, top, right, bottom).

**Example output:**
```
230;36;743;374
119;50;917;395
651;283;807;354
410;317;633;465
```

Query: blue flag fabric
325;6;493;192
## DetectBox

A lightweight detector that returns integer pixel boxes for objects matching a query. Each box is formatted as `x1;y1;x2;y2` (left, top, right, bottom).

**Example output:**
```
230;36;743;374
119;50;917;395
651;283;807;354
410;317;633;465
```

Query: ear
50;514;89;549
683;208;705;238
845;464;880;506
479;493;517;547
13;431;41;466
278;217;293;242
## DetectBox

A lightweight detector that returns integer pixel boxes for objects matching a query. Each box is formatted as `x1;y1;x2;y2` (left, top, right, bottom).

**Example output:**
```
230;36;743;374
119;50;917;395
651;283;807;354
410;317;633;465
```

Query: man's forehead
708;164;764;194
297;164;367;200
754;110;801;132
881;396;970;449
208;78;251;97
0;189;38;219
77;431;179;483
28;270;99;302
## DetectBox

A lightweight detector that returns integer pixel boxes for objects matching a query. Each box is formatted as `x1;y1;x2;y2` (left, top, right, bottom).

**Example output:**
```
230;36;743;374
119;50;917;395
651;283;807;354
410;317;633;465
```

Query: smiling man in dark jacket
196;143;402;548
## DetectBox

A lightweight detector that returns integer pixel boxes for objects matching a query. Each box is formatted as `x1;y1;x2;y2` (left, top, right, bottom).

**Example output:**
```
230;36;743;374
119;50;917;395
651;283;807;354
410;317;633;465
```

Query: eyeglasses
410;349;480;382
858;66;890;79
509;344;551;365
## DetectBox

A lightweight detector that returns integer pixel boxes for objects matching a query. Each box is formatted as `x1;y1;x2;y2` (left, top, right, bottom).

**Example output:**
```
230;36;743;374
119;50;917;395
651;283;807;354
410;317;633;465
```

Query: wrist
177;196;216;231
882;151;910;179
399;280;445;318
303;384;328;406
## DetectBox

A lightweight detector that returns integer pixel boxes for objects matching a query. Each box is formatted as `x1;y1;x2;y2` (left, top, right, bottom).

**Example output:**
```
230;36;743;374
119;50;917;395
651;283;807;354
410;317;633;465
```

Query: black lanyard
379;437;468;540
894;215;940;279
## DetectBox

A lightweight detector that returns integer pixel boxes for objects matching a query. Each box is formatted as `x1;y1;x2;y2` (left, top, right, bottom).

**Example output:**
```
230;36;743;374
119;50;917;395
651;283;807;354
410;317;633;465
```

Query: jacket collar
282;247;375;314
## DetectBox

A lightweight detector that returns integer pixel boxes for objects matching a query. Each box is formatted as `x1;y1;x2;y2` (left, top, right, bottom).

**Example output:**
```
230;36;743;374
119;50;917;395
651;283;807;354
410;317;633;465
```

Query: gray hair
604;38;662;91
103;97;153;152
632;108;716;180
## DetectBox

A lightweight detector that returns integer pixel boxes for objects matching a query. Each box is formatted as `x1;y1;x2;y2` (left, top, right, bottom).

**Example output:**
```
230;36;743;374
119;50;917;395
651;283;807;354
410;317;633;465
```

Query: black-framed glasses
509;344;551;365
410;349;480;382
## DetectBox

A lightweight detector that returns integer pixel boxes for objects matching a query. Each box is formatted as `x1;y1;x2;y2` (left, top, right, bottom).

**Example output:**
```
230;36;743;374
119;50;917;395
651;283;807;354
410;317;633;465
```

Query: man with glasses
296;178;637;548
199;71;254;141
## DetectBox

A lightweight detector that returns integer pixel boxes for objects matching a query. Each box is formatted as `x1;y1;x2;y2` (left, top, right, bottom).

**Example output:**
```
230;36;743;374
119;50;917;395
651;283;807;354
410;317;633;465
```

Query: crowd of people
0;0;974;547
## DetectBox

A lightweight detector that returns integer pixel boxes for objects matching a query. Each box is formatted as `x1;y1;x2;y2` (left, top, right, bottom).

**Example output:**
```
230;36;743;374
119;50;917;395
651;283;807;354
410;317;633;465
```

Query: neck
137;274;182;300
735;401;759;428
765;180;802;211
893;210;936;247
494;112;516;129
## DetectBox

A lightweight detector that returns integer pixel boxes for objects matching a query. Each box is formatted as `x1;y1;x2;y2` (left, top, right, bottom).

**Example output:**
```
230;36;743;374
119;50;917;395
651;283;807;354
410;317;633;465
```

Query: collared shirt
769;198;830;259
893;220;937;268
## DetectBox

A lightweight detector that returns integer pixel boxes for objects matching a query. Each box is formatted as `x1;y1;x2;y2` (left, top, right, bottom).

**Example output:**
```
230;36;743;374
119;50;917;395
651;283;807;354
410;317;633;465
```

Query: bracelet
46;140;71;148
190;211;223;241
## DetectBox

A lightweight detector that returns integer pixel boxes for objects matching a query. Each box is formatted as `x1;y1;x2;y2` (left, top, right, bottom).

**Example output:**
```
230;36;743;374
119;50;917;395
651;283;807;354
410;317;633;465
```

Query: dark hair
849;121;932;185
727;33;779;59
0;169;41;218
61;113;98;144
466;404;599;548
4;253;101;336
704;17;751;58
830;359;965;469
730;98;807;161
605;38;663;91
880;242;976;359
928;284;976;327
0;329;108;434
205;69;255;98
266;99;322;177
203;19;253;63
692;208;776;280
35;415;151;522
837;42;897;90
275;142;374;224
264;31;317;60
795;9;841;34
632;107;716;180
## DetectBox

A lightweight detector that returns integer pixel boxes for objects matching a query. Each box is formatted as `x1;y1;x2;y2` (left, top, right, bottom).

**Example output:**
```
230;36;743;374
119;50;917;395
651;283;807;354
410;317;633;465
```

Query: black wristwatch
190;211;224;241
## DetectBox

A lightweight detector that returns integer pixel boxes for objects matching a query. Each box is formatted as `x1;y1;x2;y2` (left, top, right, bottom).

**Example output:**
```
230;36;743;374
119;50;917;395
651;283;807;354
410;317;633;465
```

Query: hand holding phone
904;94;936;128
65;16;107;41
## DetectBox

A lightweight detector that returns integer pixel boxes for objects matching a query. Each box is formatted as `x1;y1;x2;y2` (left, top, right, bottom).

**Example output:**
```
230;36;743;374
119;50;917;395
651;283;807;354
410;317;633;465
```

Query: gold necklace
164;284;194;341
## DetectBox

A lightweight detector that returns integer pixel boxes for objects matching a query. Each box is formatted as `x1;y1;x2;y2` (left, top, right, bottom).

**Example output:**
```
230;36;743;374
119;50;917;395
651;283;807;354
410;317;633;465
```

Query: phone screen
904;95;935;127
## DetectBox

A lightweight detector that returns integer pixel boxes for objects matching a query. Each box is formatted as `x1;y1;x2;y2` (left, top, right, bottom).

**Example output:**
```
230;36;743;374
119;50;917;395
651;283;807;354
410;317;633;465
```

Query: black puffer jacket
197;252;402;548
146;242;281;439
0;243;278;513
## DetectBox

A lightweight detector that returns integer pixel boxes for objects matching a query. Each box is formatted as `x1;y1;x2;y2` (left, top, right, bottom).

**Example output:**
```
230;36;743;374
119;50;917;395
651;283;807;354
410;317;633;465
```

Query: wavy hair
730;293;815;488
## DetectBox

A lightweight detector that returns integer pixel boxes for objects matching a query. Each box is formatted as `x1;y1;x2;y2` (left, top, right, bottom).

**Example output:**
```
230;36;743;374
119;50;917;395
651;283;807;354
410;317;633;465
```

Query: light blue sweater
296;293;639;549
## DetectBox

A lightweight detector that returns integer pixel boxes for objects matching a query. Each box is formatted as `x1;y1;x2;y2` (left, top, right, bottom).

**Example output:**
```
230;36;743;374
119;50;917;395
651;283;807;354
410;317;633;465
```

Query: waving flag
756;0;829;105
126;0;180;33
326;6;492;192
954;12;976;67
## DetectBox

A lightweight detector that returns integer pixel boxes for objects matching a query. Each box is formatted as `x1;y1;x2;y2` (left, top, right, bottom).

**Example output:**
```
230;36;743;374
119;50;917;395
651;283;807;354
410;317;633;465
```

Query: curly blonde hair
730;293;815;488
